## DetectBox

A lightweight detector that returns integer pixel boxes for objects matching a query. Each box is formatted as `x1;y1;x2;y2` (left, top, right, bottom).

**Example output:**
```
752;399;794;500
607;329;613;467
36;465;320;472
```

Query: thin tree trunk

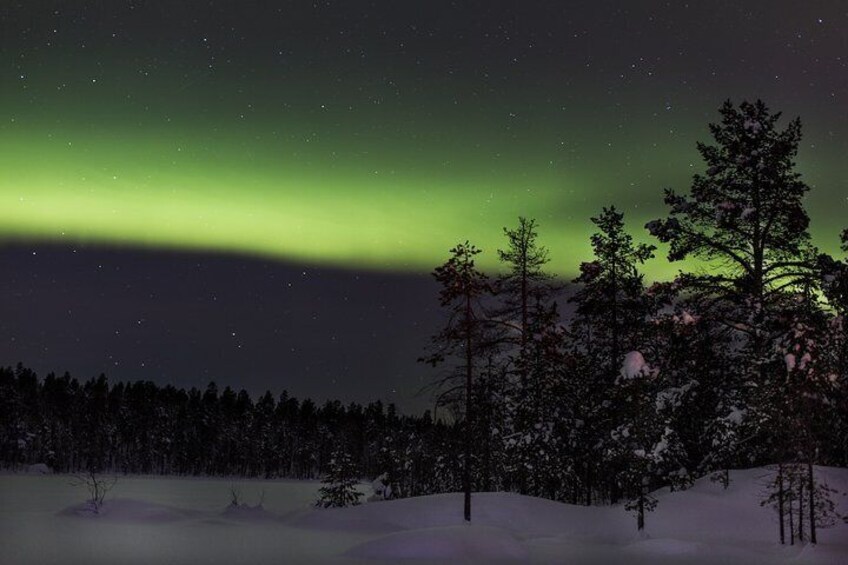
778;463;785;544
521;261;528;348
788;474;795;546
798;473;804;543
611;259;620;379
808;461;817;544
637;483;645;531
482;373;492;493
585;322;594;508
464;292;473;522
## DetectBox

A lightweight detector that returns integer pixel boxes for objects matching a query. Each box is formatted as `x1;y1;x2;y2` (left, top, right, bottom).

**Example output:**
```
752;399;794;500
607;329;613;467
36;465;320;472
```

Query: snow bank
625;537;703;556
59;498;196;522
1;468;846;564
26;463;51;474
221;503;278;521
345;525;527;561
291;491;630;541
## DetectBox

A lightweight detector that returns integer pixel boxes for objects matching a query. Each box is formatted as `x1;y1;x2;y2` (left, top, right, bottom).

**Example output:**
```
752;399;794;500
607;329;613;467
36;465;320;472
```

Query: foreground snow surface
1;467;847;564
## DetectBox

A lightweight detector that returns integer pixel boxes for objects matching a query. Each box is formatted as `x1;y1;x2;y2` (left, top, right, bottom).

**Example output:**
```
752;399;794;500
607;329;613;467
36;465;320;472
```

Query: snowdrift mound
292;491;632;542
13;466;843;564
643;466;848;547
26;463;51;474
221;503;278;521
59;498;196;522
296;465;848;562
345;524;527;561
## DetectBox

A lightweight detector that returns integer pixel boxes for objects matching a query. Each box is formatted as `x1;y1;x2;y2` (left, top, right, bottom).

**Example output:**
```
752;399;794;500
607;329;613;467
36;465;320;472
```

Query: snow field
0;467;846;564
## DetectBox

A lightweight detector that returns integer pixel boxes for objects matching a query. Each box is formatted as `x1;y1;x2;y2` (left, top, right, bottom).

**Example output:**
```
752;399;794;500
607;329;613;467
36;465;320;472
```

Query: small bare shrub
71;471;117;513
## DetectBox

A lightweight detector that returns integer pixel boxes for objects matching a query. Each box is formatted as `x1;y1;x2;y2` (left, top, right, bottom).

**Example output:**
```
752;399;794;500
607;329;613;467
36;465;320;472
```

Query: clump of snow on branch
620;351;654;380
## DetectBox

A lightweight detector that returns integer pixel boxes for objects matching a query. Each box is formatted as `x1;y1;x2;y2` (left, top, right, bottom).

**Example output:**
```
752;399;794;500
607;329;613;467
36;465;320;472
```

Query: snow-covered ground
1;467;846;564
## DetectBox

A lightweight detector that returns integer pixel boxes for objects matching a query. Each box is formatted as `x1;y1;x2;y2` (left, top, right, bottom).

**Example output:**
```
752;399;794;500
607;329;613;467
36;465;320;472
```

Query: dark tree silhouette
646;99;817;383
569;206;654;503
494;217;560;496
575;206;655;379
420;241;491;521
646;99;825;475
495;217;556;347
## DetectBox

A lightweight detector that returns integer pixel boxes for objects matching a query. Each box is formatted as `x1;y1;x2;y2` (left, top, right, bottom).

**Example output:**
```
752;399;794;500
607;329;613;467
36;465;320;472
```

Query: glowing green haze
2;55;845;279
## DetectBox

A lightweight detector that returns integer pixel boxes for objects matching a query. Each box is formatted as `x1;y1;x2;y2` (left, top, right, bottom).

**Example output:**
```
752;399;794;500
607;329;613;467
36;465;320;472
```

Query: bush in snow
227;483;265;509
368;473;392;501
70;470;117;514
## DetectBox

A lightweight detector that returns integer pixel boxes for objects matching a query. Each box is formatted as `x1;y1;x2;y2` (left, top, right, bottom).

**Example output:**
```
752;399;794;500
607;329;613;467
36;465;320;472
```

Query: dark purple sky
0;244;443;411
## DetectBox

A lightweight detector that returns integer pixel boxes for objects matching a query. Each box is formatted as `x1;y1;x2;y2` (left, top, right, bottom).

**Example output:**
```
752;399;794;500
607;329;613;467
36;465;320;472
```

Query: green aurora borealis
2;3;847;279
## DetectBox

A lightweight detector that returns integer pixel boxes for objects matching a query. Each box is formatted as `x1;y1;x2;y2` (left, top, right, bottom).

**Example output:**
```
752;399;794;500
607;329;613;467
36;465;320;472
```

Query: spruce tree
568;206;654;503
574;207;655;379
316;446;363;508
611;351;687;531
508;300;568;498
642;284;733;483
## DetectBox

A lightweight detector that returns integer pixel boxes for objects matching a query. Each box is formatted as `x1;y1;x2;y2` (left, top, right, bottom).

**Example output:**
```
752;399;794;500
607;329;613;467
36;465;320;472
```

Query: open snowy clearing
1;467;846;564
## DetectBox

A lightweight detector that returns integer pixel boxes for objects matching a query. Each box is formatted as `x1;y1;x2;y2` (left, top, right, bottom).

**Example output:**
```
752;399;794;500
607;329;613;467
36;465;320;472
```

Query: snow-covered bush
369;473;392;501
227;484;265;509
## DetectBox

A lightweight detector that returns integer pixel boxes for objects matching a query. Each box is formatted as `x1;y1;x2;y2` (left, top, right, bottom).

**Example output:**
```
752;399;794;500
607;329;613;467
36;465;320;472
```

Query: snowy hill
296;466;848;563
0;467;846;564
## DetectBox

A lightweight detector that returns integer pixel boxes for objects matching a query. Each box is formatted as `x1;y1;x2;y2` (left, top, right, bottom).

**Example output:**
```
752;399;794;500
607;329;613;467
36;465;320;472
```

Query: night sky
2;1;847;411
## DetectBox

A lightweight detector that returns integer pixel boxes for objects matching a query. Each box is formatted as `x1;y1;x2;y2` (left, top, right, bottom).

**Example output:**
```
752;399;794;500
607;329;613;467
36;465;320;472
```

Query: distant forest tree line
0;366;460;483
2;101;847;541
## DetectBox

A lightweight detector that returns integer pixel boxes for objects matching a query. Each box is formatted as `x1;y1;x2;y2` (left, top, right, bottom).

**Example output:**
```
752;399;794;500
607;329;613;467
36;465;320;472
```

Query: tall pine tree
420;241;491;521
647;99;820;467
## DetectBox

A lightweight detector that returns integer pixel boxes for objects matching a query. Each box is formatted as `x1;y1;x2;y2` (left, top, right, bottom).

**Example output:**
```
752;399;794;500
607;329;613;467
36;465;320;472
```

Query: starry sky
1;1;847;411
